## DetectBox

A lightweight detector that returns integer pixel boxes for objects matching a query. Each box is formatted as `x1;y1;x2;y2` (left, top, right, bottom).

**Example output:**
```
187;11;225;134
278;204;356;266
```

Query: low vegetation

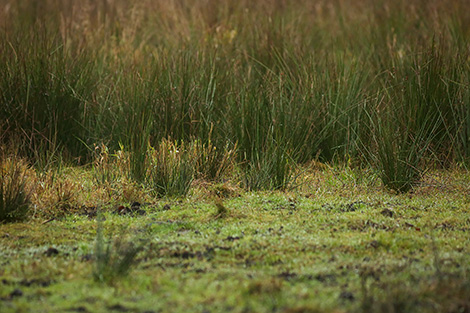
1;0;469;312
1;165;470;312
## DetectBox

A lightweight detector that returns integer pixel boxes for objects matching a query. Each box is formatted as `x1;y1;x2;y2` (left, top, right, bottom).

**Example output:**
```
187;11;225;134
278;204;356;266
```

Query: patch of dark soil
381;208;394;217
322;201;368;213
225;235;241;241
81;253;93;262
114;202;147;216
339;291;355;302
276;272;338;284
340;201;367;212
244;258;256;267
200;245;231;259
67;306;88;312
171;250;196;259
10;289;23;298
277;271;298;281
199;247;214;260
214;245;231;251
314;273;337;284
20;279;54;287
44;247;59;256
115;207;146;216
108;304;130;312
273;202;297;211
193;268;207;274
1;288;23;301
350;220;392;231
79;206;98;218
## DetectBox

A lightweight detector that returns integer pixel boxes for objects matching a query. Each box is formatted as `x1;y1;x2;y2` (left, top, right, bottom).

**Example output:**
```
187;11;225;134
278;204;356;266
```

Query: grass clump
193;139;237;181
93;220;144;285
242;142;294;191
146;139;195;197
369;117;427;193
92;143;121;196
0;155;33;223
213;199;229;219
367;44;454;193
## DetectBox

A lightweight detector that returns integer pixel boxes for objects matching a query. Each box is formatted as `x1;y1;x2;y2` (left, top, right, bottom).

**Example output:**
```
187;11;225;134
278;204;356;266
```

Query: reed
1;0;469;192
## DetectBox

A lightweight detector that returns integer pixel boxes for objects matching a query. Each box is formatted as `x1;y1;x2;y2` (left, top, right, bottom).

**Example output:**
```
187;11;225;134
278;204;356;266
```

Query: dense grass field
1;0;470;312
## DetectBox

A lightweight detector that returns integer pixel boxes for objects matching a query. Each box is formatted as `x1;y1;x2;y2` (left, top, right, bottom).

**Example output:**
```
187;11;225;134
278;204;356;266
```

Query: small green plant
93;144;114;185
93;220;144;284
146;139;195;197
92;143;121;197
213;199;229;218
0;156;32;223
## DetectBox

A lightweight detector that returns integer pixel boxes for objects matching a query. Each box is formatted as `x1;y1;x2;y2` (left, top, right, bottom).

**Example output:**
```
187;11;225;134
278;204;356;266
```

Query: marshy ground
1;167;469;313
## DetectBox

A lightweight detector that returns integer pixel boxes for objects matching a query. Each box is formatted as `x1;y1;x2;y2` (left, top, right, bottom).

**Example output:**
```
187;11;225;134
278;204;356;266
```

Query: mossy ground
1;168;470;313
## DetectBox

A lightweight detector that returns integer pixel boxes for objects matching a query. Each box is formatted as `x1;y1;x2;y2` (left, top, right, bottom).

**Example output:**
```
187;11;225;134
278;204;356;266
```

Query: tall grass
1;0;470;192
146;139;195;197
0;154;32;223
193;138;237;181
0;27;96;162
366;43;465;191
242;140;294;191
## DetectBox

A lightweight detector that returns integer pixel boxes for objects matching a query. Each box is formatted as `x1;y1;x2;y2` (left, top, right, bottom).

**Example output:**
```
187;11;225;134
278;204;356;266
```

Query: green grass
0;156;32;223
146;139;195;197
1;166;469;312
1;0;470;191
93;218;145;285
1;1;470;311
